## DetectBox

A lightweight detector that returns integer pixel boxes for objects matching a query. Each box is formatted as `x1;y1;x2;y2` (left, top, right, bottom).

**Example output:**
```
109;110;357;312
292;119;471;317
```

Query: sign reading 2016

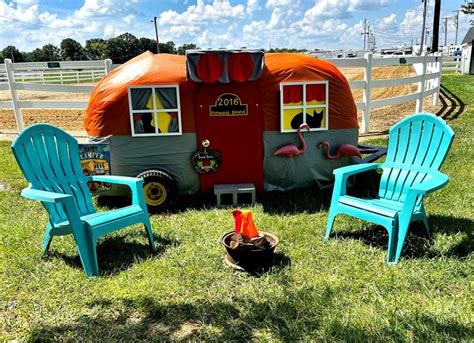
209;93;248;116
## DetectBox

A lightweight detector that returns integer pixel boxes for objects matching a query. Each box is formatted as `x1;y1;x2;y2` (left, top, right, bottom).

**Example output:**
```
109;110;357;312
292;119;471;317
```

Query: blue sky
0;0;472;51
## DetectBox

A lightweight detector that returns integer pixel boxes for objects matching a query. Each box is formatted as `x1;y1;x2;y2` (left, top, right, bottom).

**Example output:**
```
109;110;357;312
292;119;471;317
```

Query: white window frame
279;81;329;133
128;85;182;137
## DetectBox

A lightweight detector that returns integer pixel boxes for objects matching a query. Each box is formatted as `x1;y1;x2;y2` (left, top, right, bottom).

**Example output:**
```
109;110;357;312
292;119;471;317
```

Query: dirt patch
1;109;87;136
0;66;442;137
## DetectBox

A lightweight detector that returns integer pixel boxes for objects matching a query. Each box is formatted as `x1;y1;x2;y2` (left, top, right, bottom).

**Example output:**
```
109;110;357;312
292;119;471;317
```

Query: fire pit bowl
221;231;279;272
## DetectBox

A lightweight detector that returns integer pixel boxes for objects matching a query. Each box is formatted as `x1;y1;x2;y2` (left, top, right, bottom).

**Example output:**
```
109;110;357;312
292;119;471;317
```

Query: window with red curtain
280;81;328;132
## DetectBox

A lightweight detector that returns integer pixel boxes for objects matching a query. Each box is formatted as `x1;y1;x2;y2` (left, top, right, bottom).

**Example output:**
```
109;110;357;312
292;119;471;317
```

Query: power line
0;14;66;30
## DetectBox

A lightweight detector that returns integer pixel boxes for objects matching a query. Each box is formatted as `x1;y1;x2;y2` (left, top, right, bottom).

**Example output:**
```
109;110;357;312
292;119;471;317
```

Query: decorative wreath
191;140;222;174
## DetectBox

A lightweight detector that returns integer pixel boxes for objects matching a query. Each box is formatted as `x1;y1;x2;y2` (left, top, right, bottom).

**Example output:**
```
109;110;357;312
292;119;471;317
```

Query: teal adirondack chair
325;113;454;264
11;124;156;276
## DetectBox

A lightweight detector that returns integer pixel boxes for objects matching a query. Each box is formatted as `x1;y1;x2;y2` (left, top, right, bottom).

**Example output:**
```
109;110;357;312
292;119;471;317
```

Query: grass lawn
1;75;473;341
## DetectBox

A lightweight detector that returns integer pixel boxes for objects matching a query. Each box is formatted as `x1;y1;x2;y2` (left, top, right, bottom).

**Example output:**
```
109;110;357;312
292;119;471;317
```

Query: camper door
194;82;263;193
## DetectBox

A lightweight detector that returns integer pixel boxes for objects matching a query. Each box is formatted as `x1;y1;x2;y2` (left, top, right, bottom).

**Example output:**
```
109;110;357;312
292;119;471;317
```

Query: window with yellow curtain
128;85;182;137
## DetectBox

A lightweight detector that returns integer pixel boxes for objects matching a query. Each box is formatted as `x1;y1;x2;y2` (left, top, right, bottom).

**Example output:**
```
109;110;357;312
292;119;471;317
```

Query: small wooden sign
47;62;60;68
209;93;248;116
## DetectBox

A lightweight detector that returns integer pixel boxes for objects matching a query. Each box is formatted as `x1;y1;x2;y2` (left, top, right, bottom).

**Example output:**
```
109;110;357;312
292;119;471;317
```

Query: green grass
441;74;474;105
1;75;473;341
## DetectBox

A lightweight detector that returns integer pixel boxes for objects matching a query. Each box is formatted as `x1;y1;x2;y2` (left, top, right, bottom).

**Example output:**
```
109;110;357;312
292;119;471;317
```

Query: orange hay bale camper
85;50;358;209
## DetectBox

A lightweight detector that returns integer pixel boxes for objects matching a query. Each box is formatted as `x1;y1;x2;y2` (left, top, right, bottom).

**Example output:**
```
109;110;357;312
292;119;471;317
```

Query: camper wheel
137;169;176;211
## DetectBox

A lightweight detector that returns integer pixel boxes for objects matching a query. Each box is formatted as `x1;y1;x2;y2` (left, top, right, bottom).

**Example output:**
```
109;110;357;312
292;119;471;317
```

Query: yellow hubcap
143;182;167;206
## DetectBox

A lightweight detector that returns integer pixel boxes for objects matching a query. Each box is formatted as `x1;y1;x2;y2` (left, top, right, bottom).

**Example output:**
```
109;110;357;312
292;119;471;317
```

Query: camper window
128;85;182;137
280;81;328;132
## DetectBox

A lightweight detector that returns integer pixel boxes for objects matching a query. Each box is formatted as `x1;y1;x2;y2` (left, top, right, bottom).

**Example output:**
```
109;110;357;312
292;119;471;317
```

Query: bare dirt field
0;66;442;138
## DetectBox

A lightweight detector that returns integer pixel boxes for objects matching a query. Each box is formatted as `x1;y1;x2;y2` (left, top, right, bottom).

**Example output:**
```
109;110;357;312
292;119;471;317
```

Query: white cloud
0;0;472;55
303;0;352;20
158;0;245;26
123;14;135;25
0;0;145;51
265;0;294;8
381;13;397;26
104;24;121;38
197;29;210;46
246;0;260;15
268;8;284;29
400;9;422;33
348;0;389;12
74;0;111;19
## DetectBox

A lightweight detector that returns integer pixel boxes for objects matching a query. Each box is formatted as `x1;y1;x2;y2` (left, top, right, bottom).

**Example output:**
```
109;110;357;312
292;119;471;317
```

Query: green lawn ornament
325;113;455;264
11;124;156;276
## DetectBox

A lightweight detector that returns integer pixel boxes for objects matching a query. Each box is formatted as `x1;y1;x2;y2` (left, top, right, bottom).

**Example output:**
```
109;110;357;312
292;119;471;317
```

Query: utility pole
420;0;428;55
443;17;448;46
369;28;375;50
426;28;431;49
361;18;367;50
367;25;371;50
454;10;459;45
152;16;160;53
432;0;441;52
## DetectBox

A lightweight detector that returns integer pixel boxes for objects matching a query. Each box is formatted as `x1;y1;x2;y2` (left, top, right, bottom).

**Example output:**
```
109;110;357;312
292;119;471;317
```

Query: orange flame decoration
232;210;259;239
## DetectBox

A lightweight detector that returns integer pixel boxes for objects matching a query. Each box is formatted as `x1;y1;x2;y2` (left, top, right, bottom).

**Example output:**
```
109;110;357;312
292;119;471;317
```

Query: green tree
138;37;157;54
159;41;176;54
42;44;61;61
107;32;140;63
24;48;43;62
60;38;83;60
2;45;24;62
85;38;109;60
23;44;60;62
177;43;197;55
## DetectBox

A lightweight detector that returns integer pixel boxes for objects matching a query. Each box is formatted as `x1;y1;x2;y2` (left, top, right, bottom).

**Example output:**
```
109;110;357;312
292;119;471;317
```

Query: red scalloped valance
186;49;264;83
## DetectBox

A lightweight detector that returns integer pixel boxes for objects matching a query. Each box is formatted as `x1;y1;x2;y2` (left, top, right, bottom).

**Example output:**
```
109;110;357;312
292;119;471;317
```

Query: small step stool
214;183;256;207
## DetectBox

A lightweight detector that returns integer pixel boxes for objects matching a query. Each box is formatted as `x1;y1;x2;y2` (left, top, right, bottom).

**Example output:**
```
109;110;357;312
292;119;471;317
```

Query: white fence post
416;52;428;113
105;59;112;74
362;52;372;133
5;59;24;132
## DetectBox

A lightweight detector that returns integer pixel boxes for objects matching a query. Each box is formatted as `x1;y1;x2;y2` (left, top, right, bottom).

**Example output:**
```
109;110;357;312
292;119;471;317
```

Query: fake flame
232;210;259;239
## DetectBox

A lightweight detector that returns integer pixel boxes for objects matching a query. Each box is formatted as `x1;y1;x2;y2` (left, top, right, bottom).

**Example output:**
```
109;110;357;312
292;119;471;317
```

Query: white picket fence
0;60;111;84
442;56;462;73
1;54;442;134
0;59;112;131
326;52;442;133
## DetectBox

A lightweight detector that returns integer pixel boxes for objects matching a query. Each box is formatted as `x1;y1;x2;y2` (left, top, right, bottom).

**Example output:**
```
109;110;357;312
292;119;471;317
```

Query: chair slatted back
12;124;95;224
379;113;454;203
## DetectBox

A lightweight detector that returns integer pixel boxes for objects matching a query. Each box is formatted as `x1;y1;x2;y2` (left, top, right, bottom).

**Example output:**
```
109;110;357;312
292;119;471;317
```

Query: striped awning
186;49;265;83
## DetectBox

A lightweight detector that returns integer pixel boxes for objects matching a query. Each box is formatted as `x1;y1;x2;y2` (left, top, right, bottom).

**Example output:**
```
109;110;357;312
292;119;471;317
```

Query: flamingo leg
279;158;291;188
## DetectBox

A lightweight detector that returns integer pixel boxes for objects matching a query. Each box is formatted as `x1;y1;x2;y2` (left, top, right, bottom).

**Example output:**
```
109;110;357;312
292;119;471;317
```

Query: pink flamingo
273;123;310;158
318;141;361;160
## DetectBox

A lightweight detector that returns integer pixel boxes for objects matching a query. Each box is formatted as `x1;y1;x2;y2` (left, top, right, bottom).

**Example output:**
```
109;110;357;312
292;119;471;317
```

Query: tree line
0;33;198;64
1;32;310;64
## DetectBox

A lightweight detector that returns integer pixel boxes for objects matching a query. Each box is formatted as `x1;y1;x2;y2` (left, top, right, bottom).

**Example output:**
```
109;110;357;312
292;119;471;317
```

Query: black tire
137;169;177;212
